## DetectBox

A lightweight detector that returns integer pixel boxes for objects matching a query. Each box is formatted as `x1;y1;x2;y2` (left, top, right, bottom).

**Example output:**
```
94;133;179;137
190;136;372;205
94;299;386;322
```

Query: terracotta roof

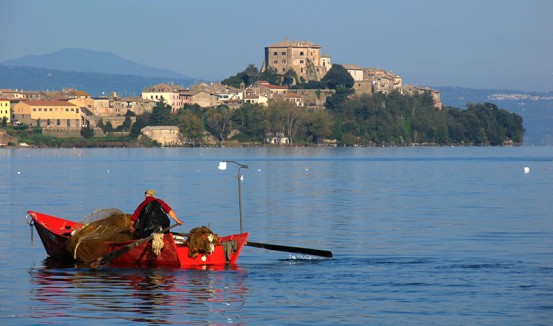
20;100;75;106
143;83;187;93
267;39;320;48
342;64;363;70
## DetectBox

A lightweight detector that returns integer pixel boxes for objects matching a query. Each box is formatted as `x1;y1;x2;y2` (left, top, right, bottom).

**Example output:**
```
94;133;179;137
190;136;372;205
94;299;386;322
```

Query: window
273;60;278;64
57;119;61;126
273;51;278;55
300;60;304;64
300;51;304;56
282;60;286;64
282;52;286;55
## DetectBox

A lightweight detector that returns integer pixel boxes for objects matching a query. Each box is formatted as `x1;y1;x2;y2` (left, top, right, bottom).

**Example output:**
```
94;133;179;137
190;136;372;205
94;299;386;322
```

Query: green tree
80;126;95;138
149;98;173;126
244;64;259;86
269;99;305;145
325;86;354;111
305;110;332;143
221;64;260;88
178;110;205;145
231;103;267;141
321;64;354;89
283;68;298;87
130;115;148;138
205;106;233;141
259;66;280;85
104;121;114;132
121;116;132;131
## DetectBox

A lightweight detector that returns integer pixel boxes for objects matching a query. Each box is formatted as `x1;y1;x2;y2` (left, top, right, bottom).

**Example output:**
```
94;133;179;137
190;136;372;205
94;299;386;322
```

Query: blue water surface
0;146;552;325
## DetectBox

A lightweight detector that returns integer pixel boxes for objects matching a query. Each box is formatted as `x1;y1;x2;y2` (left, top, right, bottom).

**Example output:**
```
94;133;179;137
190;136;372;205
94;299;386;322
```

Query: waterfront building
12;100;82;128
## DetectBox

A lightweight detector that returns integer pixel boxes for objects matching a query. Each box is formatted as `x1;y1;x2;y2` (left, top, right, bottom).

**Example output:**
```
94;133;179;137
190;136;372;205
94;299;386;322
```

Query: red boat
27;210;249;268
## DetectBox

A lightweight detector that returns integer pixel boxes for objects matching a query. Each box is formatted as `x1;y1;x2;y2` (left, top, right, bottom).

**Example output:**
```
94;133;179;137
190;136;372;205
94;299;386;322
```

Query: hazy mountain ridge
0;65;196;97
0;48;190;79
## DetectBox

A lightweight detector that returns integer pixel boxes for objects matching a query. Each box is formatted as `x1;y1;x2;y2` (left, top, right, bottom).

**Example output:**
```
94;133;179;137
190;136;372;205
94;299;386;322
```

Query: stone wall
42;127;82;138
0;130;18;145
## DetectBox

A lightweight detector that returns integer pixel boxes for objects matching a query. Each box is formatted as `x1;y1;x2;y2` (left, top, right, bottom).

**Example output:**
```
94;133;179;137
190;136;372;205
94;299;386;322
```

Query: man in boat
130;189;183;238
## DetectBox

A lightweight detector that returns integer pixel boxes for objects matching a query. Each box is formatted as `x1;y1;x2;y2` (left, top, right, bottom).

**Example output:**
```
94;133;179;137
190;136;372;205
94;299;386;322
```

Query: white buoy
524;167;530;174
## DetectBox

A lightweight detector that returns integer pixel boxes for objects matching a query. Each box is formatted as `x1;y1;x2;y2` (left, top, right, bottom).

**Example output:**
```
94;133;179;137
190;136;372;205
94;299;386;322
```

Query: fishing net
66;208;135;263
185;226;219;258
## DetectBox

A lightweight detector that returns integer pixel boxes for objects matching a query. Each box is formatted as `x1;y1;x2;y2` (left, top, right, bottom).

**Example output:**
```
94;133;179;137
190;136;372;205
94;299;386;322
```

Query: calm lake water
1;146;552;325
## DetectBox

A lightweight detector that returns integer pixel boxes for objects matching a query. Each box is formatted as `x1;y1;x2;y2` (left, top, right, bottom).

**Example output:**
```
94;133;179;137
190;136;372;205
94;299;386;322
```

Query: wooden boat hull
27;210;248;268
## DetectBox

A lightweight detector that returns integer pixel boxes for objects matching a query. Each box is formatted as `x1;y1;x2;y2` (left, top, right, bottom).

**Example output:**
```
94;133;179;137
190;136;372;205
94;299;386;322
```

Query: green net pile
66;208;135;263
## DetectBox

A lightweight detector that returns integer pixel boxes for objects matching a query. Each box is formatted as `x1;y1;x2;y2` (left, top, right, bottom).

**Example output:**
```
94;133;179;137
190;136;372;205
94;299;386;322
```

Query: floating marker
524;167;530;174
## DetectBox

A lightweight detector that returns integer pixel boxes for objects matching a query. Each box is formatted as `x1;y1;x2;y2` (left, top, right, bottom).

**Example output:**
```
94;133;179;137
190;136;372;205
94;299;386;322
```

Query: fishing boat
26;210;249;268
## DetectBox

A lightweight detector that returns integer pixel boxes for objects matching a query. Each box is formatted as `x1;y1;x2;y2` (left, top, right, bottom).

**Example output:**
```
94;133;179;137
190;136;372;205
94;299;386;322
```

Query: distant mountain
0;65;198;97
0;48;190;79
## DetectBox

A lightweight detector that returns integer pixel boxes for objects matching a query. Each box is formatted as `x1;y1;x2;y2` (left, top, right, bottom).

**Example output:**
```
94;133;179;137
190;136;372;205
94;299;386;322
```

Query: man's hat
145;189;156;196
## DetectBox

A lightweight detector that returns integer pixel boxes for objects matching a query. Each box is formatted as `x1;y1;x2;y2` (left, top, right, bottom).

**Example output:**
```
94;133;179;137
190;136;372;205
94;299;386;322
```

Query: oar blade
246;241;333;258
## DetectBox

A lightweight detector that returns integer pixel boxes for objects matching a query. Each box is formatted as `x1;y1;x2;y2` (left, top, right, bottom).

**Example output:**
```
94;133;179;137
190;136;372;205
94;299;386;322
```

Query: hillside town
0;39;442;146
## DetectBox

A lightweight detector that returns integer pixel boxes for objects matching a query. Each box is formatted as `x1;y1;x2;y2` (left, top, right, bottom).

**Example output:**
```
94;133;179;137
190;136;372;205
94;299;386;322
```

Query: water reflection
29;258;248;324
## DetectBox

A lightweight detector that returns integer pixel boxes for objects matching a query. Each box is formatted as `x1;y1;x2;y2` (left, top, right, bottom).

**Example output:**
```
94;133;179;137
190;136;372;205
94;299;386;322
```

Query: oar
246;241;333;258
172;232;333;258
89;224;179;269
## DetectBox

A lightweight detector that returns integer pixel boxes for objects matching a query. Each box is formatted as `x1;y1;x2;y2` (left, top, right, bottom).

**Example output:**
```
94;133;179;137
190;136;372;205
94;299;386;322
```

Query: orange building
12;100;82;128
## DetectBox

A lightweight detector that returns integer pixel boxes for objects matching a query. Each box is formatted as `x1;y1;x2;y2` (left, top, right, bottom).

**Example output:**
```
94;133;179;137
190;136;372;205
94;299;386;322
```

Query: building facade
12;100;82;128
0;98;10;123
141;126;181;146
261;39;331;82
141;83;189;112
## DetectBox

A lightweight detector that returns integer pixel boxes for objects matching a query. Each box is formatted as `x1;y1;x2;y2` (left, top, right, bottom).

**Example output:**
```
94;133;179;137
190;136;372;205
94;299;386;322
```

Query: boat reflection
29;257;249;324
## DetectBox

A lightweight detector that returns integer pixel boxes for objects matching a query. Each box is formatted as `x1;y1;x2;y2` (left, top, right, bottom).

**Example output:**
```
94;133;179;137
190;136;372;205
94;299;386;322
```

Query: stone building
141;126;182;146
261;38;331;82
142;83;189;112
401;85;443;109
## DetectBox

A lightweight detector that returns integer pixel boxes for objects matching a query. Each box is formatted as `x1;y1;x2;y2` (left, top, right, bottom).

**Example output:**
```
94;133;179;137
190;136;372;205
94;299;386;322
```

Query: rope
74;240;82;260
152;233;165;255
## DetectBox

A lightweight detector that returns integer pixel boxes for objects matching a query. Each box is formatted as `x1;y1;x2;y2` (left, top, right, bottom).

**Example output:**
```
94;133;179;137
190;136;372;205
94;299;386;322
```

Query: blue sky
1;0;552;92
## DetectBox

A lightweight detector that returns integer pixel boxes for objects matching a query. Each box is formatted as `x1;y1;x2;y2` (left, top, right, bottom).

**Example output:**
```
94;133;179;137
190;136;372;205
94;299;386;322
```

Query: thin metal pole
237;167;243;234
220;160;248;234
